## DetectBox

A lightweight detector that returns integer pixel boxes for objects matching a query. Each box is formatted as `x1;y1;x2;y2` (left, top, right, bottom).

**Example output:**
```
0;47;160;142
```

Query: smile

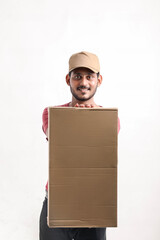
77;87;90;91
79;88;88;91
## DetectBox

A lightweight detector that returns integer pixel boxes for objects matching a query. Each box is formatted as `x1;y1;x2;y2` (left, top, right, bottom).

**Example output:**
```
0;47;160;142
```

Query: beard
70;84;98;102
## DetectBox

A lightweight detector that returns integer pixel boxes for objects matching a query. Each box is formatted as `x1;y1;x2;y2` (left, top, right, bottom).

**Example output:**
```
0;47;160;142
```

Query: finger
74;103;79;107
85;104;91;108
79;104;85;107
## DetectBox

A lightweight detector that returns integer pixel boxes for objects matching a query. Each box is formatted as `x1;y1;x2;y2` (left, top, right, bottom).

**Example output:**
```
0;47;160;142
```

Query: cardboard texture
48;107;118;228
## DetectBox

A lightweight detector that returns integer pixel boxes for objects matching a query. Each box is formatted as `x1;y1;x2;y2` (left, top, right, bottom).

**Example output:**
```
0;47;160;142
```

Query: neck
70;97;98;107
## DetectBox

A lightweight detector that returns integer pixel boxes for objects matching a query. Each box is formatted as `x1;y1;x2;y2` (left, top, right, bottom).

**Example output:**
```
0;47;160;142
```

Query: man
40;51;120;240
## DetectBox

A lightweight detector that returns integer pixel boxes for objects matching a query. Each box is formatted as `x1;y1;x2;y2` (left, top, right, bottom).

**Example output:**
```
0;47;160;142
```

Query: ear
97;74;103;87
66;74;70;86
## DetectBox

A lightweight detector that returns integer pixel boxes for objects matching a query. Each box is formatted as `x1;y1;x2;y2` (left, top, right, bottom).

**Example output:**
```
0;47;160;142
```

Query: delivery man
40;51;120;240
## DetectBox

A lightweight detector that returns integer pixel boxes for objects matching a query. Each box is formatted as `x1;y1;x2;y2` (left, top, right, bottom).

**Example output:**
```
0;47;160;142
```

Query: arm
46;128;48;138
42;107;48;140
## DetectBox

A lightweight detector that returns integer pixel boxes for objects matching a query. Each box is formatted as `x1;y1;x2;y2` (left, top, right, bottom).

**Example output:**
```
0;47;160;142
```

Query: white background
0;0;160;239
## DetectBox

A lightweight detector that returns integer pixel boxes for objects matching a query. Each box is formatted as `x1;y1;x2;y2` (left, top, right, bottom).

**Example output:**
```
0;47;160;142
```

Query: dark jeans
40;198;106;240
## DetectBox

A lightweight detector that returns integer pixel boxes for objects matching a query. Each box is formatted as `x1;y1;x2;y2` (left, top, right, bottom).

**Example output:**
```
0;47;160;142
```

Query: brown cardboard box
48;107;118;228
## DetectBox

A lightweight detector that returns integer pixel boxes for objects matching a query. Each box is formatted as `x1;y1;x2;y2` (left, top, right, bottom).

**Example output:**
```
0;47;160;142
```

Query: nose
80;75;88;85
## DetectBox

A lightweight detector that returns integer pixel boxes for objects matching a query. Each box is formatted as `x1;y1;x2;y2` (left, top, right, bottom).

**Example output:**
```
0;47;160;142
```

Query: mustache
77;86;91;90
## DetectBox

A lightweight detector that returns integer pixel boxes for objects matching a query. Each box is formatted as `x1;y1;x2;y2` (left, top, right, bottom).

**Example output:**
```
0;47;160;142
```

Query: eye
74;74;81;80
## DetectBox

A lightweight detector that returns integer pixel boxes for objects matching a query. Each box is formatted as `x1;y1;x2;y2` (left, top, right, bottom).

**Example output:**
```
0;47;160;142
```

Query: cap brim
69;65;99;73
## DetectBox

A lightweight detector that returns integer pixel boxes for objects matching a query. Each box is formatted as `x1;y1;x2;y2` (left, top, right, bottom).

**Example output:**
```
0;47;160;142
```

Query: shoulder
54;102;70;107
42;107;48;115
42;102;70;115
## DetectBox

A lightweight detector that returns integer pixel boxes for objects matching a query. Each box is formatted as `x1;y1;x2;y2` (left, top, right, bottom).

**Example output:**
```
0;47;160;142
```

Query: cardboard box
48;107;118;228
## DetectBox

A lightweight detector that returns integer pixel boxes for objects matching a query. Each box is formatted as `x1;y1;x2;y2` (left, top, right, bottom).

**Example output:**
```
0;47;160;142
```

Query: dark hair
69;71;100;78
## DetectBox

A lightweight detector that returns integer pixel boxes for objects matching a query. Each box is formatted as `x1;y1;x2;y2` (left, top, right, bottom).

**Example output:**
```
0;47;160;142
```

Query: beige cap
69;51;100;73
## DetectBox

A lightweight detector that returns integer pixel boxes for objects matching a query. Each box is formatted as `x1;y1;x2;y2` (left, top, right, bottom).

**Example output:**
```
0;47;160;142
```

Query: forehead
72;67;95;75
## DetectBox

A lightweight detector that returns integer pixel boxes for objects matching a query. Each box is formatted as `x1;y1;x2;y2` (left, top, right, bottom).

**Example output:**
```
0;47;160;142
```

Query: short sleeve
42;107;48;135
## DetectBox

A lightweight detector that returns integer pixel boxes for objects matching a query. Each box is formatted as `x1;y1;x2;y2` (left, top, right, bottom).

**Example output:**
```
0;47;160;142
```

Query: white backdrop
0;0;160;239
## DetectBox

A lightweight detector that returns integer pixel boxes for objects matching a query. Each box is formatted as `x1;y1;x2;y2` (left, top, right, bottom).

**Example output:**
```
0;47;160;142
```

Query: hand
74;103;95;108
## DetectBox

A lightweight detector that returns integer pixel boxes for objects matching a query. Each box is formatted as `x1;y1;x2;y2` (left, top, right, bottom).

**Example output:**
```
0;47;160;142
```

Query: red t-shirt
42;102;71;135
42;102;120;191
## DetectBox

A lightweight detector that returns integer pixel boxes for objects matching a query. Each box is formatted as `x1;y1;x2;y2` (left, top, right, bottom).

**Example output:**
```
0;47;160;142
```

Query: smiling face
66;67;102;103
